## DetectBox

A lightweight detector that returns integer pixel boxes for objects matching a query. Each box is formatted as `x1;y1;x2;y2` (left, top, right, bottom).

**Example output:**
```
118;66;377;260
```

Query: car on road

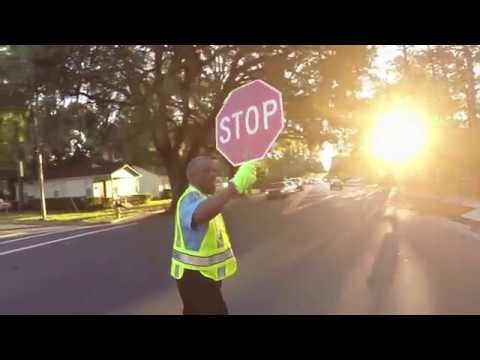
265;181;296;200
286;178;304;192
330;178;344;191
322;176;333;184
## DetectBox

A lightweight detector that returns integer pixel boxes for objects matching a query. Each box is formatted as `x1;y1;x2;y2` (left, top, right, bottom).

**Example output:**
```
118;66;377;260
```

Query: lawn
0;199;171;225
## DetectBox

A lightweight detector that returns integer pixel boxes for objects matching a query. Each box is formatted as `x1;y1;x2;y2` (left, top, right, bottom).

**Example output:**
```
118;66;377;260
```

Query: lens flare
370;110;428;165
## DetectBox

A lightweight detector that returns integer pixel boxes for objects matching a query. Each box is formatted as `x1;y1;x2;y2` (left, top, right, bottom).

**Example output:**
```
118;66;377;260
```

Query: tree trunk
463;46;478;127
401;45;410;75
164;154;189;213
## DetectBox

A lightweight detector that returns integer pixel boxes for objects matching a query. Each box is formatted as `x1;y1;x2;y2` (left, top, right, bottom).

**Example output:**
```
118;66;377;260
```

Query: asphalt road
2;181;480;314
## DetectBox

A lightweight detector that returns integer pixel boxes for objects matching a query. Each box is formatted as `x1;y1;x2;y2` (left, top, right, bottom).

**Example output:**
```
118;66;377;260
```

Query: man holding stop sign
170;80;284;315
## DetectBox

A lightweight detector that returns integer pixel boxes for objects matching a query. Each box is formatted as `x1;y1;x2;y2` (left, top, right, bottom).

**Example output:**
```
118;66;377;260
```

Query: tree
36;45;372;206
0;45;375;209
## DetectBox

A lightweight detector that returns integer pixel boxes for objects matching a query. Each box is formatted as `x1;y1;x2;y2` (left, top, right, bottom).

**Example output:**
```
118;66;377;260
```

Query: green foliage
125;193;153;205
0;45;377;202
27;197;111;211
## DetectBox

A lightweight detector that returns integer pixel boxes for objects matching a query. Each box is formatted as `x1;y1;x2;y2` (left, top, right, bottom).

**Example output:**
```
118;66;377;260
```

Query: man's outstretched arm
192;162;257;226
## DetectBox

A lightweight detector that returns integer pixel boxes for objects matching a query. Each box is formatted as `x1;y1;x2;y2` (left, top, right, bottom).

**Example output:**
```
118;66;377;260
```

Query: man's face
195;159;218;195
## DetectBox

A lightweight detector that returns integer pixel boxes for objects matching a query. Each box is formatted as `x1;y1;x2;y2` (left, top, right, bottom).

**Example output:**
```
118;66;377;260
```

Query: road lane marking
0;232;26;239
0;223;138;256
283;186;314;215
0;224;104;245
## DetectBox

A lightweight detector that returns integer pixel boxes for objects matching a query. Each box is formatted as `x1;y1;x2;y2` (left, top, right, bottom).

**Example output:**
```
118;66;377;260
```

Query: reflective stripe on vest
173;248;234;267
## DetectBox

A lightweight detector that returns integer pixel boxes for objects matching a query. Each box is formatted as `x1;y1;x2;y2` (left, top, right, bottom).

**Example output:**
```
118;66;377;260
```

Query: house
132;166;171;198
0;169;16;201
16;160;142;201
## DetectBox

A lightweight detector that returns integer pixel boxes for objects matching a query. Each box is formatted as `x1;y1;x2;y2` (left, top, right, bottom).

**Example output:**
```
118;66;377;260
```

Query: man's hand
231;161;258;194
191;161;258;226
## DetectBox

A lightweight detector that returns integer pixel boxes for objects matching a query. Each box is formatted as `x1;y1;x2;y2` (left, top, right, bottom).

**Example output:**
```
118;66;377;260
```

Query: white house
132;166;170;197
17;161;142;201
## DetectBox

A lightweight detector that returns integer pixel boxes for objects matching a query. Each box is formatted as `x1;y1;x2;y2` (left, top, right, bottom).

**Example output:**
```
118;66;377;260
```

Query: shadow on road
366;187;401;313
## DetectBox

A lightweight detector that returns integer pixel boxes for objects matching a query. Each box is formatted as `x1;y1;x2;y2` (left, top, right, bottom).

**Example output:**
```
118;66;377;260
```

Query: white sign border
215;79;285;167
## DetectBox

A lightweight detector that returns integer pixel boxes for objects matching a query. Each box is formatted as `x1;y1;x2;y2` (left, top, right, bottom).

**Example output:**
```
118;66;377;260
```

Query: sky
372;45;402;80
358;45;402;98
359;45;433;98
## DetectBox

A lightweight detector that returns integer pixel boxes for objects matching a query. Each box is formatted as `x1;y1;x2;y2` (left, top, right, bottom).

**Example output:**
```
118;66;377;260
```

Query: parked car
0;198;12;213
160;189;172;199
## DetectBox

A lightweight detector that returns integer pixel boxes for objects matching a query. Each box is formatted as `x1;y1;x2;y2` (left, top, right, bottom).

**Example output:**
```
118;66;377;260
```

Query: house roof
26;160;141;181
132;165;168;176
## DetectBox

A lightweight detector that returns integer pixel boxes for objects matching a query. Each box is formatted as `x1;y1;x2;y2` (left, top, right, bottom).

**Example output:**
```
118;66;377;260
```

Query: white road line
321;194;339;201
282;186;315;215
0;223;138;257
0;232;26;239
0;224;104;245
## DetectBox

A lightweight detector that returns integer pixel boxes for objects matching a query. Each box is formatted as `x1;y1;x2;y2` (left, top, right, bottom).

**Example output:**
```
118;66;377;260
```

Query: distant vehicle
0;198;12;213
215;178;229;190
266;181;293;200
322;176;333;183
330;179;343;191
286;178;304;192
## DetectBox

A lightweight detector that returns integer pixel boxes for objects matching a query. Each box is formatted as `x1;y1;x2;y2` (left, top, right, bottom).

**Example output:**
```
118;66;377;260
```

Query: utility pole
14;118;25;211
31;96;47;220
17;159;24;211
36;148;47;220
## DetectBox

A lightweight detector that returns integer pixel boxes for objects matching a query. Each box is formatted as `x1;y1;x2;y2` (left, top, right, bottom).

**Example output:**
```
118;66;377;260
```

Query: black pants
177;269;229;315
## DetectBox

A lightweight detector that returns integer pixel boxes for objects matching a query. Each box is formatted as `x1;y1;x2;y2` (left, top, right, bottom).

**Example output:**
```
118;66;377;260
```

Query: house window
86;188;92;197
54;190;60;198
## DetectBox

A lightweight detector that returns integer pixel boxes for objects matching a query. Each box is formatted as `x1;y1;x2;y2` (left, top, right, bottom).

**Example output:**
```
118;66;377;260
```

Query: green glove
231;161;258;194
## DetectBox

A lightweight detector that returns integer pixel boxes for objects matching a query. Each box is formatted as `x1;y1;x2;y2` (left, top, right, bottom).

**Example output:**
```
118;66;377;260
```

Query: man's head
186;156;218;194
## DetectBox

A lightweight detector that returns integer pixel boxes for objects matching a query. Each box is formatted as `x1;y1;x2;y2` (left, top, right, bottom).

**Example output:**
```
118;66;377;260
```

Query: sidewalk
0;224;44;232
398;188;480;208
397;186;480;222
0;204;169;231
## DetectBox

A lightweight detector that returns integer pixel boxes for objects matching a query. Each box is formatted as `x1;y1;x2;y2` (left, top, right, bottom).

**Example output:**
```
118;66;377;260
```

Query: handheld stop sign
215;80;285;166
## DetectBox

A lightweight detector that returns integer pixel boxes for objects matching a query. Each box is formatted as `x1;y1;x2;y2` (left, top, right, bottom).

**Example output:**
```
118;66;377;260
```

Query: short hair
186;155;215;182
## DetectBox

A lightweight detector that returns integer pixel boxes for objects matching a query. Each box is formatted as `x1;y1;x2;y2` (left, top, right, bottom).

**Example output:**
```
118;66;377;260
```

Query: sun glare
371;110;428;165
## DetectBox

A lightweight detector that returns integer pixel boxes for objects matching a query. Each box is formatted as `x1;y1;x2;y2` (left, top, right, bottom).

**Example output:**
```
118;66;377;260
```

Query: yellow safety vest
171;185;237;281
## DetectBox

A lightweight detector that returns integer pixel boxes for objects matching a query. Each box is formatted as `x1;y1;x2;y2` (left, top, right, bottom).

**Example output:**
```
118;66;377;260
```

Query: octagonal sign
216;79;285;166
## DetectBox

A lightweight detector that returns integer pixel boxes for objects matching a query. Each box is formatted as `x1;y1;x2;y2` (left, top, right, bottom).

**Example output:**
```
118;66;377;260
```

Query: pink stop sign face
215;80;285;166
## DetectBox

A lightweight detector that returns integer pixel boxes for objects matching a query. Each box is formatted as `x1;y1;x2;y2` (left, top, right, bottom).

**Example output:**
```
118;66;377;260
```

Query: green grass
0;199;172;225
136;199;171;209
0;209;118;224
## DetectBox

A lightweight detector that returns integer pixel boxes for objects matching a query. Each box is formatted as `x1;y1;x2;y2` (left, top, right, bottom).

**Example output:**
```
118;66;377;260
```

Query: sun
370;109;428;165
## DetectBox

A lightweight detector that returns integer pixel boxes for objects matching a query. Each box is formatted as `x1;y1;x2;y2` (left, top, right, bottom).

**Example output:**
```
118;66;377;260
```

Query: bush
28;197;113;211
125;193;153;205
83;197;113;211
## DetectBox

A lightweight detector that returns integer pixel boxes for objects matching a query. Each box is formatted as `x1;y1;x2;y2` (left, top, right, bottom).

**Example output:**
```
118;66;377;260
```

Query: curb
0;209;169;230
109;209;168;224
0;224;61;232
